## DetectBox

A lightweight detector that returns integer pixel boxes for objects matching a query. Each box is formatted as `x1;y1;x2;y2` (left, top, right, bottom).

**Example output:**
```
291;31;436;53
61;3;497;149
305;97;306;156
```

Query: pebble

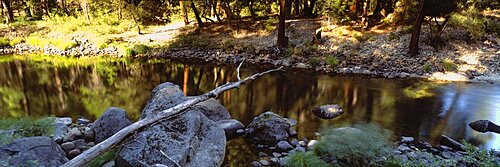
64;128;83;142
288;129;297;137
401;136;414;143
61;142;76;152
276;141;294;151
272;152;282;158
307;140;318;149
54;117;72;125
77;117;91;125
259;160;269;166
68;149;81;159
84;127;94;141
298;141;306;147
290;139;300;147
397;145;412;152
251;161;262;167
259;152;268;157
236;129;245;134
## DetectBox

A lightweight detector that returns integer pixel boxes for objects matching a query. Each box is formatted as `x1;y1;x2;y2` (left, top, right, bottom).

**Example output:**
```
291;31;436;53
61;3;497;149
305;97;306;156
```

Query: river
0;54;499;165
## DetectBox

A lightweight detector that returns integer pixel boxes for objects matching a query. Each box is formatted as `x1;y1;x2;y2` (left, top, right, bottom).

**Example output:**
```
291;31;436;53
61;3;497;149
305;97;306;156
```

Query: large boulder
117;82;227;167
192;98;232;121
0;136;68;166
245;111;291;145
90;107;133;143
116;110;226;167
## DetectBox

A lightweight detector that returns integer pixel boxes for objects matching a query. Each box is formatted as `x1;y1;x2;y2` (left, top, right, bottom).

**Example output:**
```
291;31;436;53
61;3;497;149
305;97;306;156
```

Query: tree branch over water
61;64;283;167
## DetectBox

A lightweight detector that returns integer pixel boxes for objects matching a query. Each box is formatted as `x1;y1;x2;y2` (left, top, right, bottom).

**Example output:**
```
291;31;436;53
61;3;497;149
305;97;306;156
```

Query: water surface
0;54;499;165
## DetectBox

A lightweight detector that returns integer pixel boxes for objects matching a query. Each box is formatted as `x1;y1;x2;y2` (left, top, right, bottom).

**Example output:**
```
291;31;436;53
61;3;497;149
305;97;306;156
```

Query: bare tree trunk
277;0;287;47
60;66;283;167
81;0;91;21
285;0;292;16
211;0;222;23
41;0;50;18
1;0;13;23
191;0;203;29
180;0;189;25
408;0;425;56
294;0;300;15
58;0;68;15
361;0;370;28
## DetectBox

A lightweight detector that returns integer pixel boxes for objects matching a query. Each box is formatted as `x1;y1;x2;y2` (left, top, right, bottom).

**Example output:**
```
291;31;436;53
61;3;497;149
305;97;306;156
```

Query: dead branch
61;66;283;167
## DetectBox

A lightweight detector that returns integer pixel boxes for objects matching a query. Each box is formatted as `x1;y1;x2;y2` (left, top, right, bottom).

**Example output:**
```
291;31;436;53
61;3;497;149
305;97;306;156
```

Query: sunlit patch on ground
429;72;469;82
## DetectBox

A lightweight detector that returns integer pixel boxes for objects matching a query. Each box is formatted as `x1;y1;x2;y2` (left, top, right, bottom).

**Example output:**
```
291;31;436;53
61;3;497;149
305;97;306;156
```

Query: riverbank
1;17;499;83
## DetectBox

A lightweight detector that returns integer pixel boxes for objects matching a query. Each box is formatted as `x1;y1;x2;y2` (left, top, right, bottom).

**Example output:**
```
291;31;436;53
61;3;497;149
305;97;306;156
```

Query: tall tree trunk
41;0;50;17
81;0;90;21
211;0;222;23
249;0;255;18
2;0;13;23
179;0;189;25
361;0;370;28
294;0;300;15
303;0;316;16
285;0;292;16
408;0;425;56
58;0;68;15
277;0;287;47
191;0;203;29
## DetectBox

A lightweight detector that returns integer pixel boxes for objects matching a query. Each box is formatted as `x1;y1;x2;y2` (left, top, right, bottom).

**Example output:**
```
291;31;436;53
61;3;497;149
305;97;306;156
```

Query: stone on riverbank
0;136;68;166
217;119;245;139
90;107;132;143
312;104;344;119
245;111;292;145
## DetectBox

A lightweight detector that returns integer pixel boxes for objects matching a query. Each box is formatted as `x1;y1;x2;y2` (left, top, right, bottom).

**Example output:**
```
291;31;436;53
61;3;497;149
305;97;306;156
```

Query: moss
285;151;330;167
9;37;24;46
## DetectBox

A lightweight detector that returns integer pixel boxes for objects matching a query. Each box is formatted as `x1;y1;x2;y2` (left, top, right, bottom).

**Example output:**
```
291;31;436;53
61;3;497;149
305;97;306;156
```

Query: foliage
316;0;355;24
284;151;330;167
442;59;457;72
132;44;151;54
326;56;339;68
0;117;55;145
460;142;498;167
313;124;394;167
450;8;500;39
85;147;119;167
264;17;278;32
386;0;419;25
0;37;10;47
403;82;438;99
309;57;321;67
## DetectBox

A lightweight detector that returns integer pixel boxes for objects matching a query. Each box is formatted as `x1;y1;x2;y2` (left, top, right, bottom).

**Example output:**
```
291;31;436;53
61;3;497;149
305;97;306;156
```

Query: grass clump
284;151;330;167
0;37;10;47
388;33;400;41
308;57;321;67
423;63;433;73
442;59;457;72
132;44;151;54
0;117;56;145
313;124;393;167
326;56;339;68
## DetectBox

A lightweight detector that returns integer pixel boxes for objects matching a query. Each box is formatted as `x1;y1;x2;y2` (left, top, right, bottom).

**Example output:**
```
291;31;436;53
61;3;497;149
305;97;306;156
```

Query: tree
277;0;287;47
408;0;425;55
1;0;14;23
191;0;203;29
179;0;189;25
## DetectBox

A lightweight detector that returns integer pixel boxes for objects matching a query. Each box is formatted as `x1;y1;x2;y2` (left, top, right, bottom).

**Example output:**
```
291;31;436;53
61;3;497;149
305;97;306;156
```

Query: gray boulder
312;104;344;119
117;82;226;167
245;112;291;145
90;107;133;143
140;82;188;119
0;137;68;167
192;98;232;121
116;110;226;167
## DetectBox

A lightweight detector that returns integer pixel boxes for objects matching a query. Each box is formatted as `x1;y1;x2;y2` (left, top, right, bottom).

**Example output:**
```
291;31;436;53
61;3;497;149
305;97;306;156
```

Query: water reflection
0;55;499;165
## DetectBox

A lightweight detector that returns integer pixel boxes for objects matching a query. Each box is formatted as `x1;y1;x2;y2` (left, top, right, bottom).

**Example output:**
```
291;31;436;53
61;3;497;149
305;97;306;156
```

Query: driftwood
62;64;283;167
469;120;500;134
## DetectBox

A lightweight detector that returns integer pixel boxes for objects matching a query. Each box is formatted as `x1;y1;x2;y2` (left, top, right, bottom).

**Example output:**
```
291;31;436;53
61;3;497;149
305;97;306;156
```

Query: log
62;66;283;167
469;120;500;133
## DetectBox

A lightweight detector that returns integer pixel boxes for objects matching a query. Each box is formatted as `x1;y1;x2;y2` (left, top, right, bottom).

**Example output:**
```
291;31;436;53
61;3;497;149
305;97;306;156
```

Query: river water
0;55;499;165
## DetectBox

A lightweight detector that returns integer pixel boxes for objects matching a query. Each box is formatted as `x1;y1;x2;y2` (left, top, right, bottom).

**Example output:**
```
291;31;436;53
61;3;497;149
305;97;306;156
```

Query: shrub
264;17;279;32
0;117;55;145
423;63;433;73
326;56;339;68
442;59;457;72
450;8;500;39
284;151;330;167
125;48;137;57
132;44;151;54
313;124;393;167
0;37;10;47
308;57;321;67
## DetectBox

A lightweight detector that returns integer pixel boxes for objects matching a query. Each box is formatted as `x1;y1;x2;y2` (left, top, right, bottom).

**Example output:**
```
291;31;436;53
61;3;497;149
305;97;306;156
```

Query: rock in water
117;83;226;167
0;137;68;166
91;107;133;143
116;110;226;167
245;112;291;145
312;104;344;119
469;120;500;133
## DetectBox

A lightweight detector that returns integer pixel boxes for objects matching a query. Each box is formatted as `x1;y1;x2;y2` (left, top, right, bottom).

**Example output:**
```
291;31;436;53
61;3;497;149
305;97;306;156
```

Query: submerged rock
311;104;344;119
0;137;68;166
90;107;132;143
245;112;291;145
469;120;500;133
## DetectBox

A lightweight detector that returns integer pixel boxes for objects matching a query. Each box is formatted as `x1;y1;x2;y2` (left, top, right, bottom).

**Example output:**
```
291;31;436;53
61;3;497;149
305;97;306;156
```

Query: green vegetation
442;59;457;72
450;8;500;39
423;63;433;73
0;117;55;145
326;56;339;68
285;151;330;167
85;148;119;167
0;37;10;47
308;57;321;67
388;33;400;41
313;124;393;166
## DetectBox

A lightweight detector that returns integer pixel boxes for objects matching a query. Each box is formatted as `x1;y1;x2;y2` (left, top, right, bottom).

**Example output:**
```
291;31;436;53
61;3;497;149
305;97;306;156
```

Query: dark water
1;55;499;165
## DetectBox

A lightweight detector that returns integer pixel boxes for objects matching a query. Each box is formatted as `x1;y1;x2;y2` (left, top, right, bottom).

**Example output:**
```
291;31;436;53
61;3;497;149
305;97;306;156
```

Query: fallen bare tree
62;63;283;167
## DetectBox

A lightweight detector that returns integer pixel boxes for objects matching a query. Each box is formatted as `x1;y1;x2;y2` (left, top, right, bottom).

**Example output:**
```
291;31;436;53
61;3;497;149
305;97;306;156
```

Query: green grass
0;37;10;47
308;57;321;67
450;8;500;39
442;59;457;72
285;151;330;167
423;63;433;73
326;56;339;68
313;124;393;167
0;117;56;145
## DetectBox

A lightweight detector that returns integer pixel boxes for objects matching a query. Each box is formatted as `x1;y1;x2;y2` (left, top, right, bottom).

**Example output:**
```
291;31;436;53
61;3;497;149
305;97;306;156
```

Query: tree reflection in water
0;54;499;166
